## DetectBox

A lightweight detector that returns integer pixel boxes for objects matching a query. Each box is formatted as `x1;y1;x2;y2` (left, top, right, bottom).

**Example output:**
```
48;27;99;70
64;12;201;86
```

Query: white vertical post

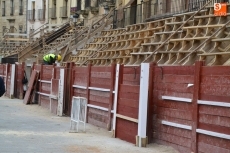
112;64;120;136
137;63;150;147
57;69;65;116
10;64;15;98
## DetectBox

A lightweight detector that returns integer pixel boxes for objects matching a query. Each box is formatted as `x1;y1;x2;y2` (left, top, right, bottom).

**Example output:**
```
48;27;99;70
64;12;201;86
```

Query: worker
43;54;61;65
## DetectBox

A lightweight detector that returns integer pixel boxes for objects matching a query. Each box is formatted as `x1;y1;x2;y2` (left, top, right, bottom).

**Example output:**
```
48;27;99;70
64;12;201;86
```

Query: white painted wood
198;100;230;108
88;87;110;92
116;114;138;123
187;83;194;87
72;85;87;89
112;64;120;132
162;120;192;130
138;63;149;147
162;96;192;103
196;129;230;140
87;104;109;111
57;69;65;116
10;64;15;97
38;80;51;83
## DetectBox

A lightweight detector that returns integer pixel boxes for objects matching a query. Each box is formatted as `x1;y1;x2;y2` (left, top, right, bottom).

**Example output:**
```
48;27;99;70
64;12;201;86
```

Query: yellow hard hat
57;55;61;62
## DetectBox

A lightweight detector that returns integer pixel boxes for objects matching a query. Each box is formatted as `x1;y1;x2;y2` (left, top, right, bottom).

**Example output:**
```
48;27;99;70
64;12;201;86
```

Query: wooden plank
154;74;194;84
157;107;192;120
73;66;88;72
116;114;138;123
199;114;230;128
116;118;138;144
198;100;230;107
156;82;194;93
155;139;191;153
89;90;110;97
90;77;111;89
88;100;109;108
118;98;139;108
91;66;111;72
91;72;111;79
123;74;140;82
156;99;192;110
122;80;140;85
153;66;195;75
198;123;230;135
200;94;230;103
23;71;37;104
89;94;110;104
162;96;192;103
191;61;203;153
119;84;139;93
198;134;230;150
155;123;192;139
198;142;230;153
154;131;192;148
202;66;230;75
155;90;193;99
119;92;139;100
88;117;107;129
201;75;230;85
162;120;192;130
156;115;193;127
199;105;230;117
200;84;230;96
117;104;138;119
123;67;140;74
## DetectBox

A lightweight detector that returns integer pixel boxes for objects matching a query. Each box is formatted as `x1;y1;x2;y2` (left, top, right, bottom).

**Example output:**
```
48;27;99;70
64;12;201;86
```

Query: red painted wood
153;66;195;75
119;92;139;100
198;142;230;153
156;114;193;126
88;100;109;108
154;74;194;84
202;66;230;75
154;131;192;148
40;95;50;109
201;75;230;85
90;77;111;88
155;139;191;153
89;94;110;104
191;61;204;153
23;71;37;104
73;66;88;73
198;134;230;150
91;72;111;79
50;99;58;114
199;114;230;128
155;123;192;139
117;104;138;119
116;118;138;144
200;94;230;103
119;84;139;93
118;98;139;108
200;84;230;97
123;67;140;74
51;79;59;96
88;117;107;129
155;90;193;99
155;82;194;93
157;99;192;110
198;123;230;135
199;105;230;117
91;66;111;72
157;107;193;120
123;74;140;82
87;107;108;129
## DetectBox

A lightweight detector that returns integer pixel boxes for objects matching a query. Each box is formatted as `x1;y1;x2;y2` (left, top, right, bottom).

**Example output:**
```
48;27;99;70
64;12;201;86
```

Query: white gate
70;96;87;132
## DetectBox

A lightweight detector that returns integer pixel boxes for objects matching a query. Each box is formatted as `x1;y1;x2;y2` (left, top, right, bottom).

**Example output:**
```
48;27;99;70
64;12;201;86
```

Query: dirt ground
0;96;178;153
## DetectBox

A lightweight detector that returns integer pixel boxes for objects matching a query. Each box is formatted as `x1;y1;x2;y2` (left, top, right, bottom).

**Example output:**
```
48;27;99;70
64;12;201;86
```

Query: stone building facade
0;0;27;40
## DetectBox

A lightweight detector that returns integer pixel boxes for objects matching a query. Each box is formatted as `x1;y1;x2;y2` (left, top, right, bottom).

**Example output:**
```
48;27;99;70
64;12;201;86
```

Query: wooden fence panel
152;66;195;153
14;63;24;99
116;66;140;144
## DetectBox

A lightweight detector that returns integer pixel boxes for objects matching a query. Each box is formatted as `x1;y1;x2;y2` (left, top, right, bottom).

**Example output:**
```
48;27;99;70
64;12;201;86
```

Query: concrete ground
0;96;178;153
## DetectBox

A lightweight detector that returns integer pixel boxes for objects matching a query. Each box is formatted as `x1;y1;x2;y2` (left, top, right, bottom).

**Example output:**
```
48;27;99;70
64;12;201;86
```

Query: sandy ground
0;96;178;153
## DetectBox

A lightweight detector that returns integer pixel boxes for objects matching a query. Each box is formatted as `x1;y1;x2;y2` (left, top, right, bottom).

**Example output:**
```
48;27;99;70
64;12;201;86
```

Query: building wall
27;0;49;38
48;0;71;29
0;0;27;40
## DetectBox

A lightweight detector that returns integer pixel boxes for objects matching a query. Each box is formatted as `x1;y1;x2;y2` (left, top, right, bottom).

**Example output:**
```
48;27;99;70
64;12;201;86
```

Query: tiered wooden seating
69;28;126;65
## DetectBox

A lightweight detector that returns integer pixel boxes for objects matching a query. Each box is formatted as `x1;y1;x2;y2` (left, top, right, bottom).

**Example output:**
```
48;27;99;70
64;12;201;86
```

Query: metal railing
19;6;23;15
49;7;56;18
27;9;35;21
113;0;230;29
60;7;67;17
10;7;14;15
38;9;46;21
2;8;5;16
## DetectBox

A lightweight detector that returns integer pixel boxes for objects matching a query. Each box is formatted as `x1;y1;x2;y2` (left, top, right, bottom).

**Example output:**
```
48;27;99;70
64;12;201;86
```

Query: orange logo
214;3;227;16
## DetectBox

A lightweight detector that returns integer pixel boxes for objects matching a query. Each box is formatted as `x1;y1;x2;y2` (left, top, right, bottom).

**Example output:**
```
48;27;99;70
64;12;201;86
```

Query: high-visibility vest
43;54;55;62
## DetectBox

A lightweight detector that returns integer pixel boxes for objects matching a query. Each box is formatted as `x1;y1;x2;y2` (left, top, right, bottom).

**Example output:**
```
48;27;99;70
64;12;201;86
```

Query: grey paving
0;97;178;153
